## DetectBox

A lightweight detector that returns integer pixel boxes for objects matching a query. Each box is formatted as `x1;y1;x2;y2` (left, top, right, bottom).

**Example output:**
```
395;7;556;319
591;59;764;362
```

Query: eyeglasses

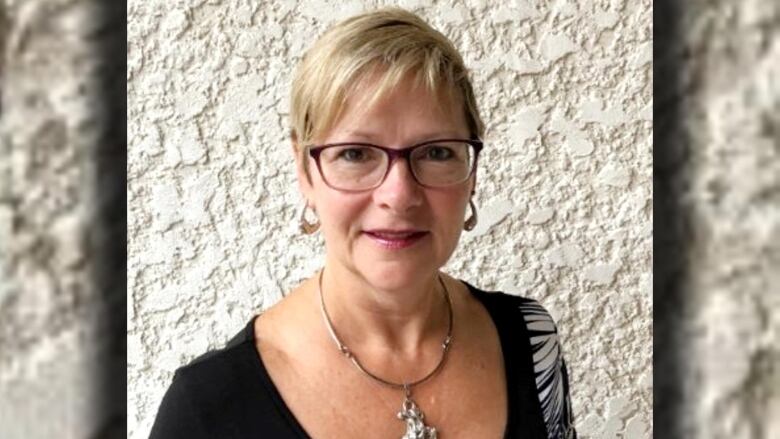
307;138;483;192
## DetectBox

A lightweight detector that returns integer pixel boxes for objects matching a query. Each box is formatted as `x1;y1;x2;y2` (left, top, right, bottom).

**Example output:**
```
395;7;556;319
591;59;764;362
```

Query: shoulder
462;282;566;377
149;319;259;438
174;318;257;387
463;283;566;368
462;281;559;330
463;282;578;439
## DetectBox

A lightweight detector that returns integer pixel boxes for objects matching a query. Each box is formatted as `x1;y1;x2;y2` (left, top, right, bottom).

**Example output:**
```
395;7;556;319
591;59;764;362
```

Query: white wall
1;1;124;437
125;0;654;438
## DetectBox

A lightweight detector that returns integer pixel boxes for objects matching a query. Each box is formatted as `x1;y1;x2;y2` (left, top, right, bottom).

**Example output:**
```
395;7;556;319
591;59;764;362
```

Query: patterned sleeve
518;299;577;439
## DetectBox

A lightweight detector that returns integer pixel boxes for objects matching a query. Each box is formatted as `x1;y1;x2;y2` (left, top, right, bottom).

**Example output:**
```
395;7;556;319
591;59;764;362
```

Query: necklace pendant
397;397;437;439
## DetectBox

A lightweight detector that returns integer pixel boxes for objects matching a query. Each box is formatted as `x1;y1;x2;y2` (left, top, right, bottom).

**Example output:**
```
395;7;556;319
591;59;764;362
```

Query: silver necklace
317;269;453;439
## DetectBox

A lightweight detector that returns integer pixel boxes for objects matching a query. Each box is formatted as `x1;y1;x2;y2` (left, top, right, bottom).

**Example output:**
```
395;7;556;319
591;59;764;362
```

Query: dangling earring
464;198;478;231
300;202;320;234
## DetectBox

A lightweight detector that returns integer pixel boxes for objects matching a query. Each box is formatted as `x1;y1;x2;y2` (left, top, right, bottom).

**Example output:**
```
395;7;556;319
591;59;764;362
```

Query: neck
317;261;450;356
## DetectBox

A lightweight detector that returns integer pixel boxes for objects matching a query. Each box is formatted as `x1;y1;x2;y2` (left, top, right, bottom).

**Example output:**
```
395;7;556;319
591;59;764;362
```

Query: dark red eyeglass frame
306;138;484;191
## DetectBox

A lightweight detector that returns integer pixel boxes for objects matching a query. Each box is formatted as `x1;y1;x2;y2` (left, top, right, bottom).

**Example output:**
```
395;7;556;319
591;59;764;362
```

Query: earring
464;198;478;231
300;202;320;234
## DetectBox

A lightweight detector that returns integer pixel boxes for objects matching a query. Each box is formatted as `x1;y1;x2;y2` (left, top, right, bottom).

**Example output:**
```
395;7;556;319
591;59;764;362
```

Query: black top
149;283;576;438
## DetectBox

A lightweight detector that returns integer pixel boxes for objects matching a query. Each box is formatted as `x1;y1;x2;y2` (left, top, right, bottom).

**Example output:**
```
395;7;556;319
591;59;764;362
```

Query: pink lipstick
363;230;428;250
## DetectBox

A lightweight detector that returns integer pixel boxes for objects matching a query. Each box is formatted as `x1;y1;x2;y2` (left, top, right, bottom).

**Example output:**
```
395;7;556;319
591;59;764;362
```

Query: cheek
309;173;347;226
432;193;470;232
315;192;366;234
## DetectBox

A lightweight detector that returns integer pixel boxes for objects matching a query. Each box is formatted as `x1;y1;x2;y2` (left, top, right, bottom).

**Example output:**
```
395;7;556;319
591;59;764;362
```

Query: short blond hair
289;7;484;150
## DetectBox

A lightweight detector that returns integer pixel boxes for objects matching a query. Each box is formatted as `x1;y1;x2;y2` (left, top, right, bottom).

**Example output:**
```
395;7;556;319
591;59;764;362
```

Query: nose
372;157;423;212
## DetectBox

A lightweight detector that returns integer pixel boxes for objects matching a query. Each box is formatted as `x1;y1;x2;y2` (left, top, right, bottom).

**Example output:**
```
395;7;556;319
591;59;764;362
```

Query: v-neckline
245;282;525;439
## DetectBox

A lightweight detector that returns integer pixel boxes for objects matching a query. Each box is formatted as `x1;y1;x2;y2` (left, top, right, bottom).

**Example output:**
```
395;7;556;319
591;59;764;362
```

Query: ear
292;138;314;202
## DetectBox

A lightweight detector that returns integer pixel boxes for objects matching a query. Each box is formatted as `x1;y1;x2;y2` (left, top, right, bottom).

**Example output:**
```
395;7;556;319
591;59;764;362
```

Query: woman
150;8;576;439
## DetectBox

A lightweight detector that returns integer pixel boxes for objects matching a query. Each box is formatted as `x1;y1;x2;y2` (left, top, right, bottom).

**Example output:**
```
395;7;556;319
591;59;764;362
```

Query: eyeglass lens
318;141;476;190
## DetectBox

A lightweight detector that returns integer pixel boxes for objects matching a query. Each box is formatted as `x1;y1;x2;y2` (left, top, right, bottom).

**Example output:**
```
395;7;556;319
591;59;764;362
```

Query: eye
422;145;454;161
336;146;373;162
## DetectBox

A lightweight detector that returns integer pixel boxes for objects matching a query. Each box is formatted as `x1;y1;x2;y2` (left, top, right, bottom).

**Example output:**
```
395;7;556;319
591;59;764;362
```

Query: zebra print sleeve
518;299;577;439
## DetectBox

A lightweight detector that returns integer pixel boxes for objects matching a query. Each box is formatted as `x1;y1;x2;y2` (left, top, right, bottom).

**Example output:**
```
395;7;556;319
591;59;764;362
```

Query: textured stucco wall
681;1;780;438
653;1;780;437
126;1;653;438
0;2;104;439
0;0;125;438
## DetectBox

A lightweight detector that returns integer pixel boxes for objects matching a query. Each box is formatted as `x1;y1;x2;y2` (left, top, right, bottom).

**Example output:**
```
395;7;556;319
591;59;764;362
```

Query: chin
356;258;440;292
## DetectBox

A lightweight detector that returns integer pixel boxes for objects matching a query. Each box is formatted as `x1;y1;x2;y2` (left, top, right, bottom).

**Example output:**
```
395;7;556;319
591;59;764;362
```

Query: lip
363;229;429;250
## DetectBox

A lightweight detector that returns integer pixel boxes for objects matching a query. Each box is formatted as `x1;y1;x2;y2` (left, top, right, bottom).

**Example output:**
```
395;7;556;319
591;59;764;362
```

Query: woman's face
296;77;474;291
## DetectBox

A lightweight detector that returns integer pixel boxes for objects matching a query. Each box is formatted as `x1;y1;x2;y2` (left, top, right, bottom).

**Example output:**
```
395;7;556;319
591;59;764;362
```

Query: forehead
324;73;468;142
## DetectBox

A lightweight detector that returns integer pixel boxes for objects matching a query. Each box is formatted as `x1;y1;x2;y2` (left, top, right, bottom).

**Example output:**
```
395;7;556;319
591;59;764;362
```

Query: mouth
363;229;429;250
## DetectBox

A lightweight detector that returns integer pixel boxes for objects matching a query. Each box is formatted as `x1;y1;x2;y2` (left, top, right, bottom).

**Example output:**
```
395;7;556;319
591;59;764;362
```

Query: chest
260;336;508;439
